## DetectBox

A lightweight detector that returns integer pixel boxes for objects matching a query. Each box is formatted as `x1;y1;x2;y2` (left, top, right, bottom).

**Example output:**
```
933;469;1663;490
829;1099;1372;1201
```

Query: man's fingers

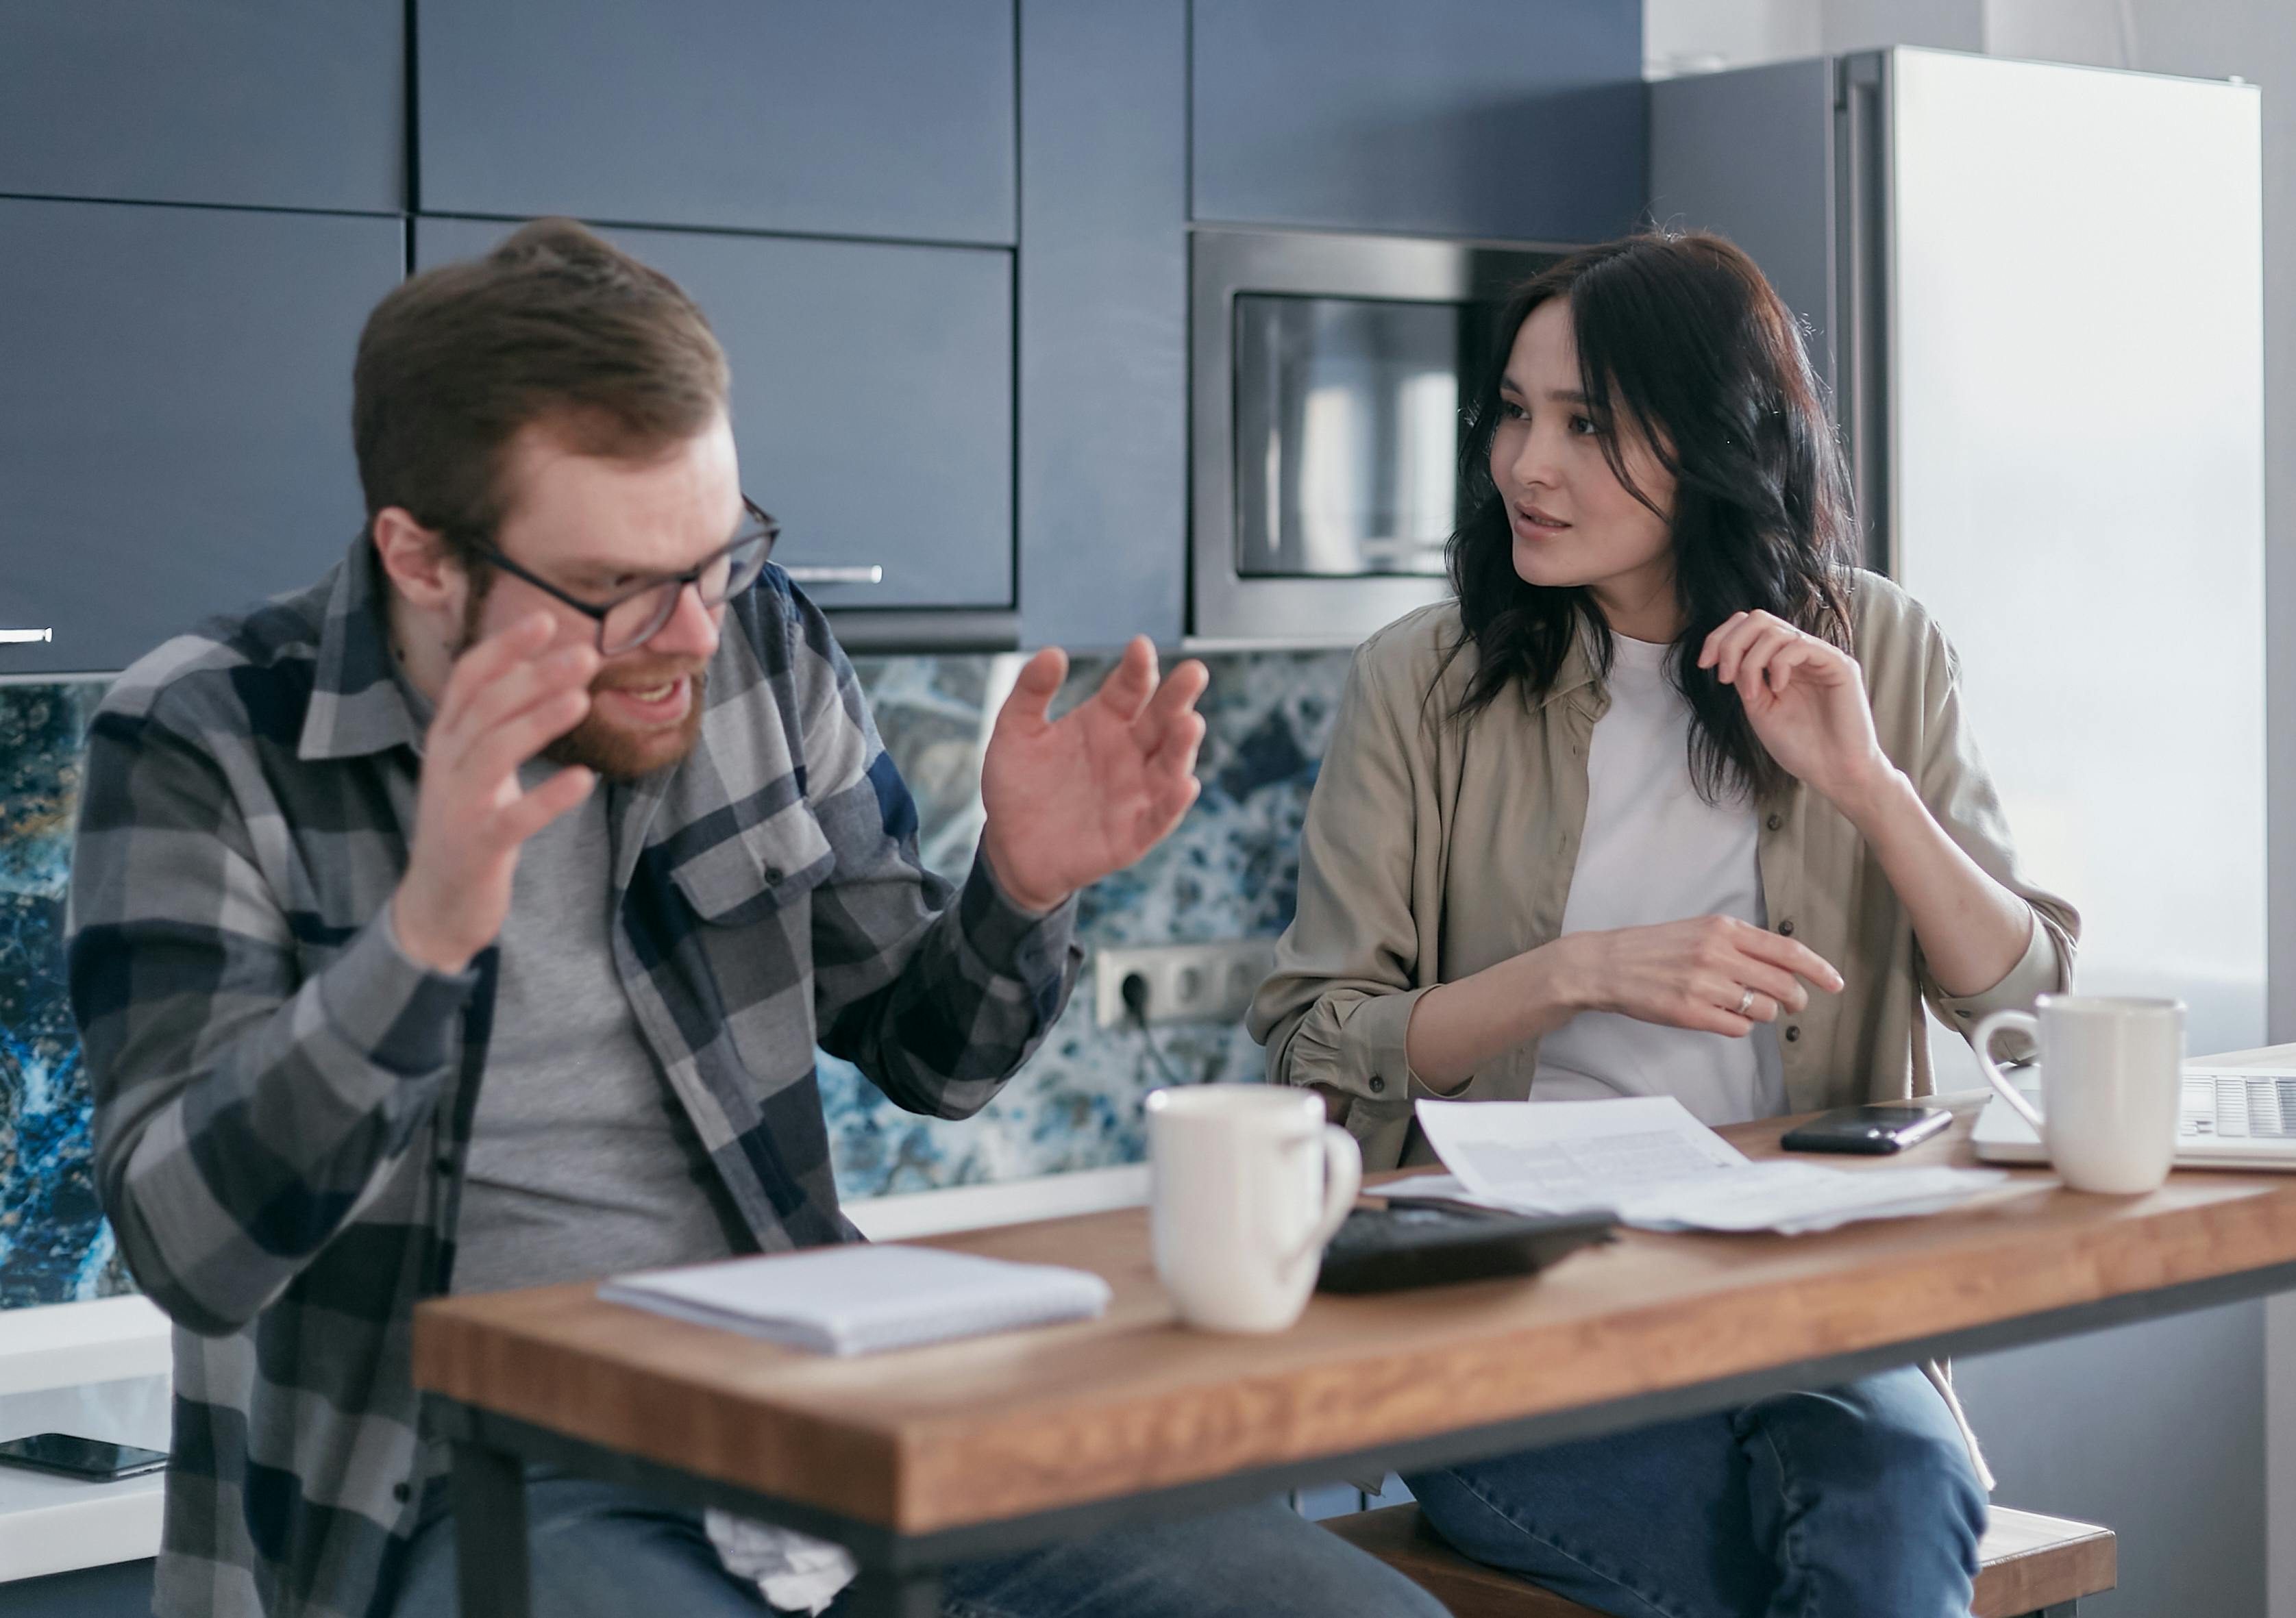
1133;656;1209;745
454;688;592;800
436;642;597;760
1140;673;1208;767
435;612;558;735
1148;708;1208;773
996;646;1069;734
1091;636;1158;722
492;764;597;846
1141;770;1203;841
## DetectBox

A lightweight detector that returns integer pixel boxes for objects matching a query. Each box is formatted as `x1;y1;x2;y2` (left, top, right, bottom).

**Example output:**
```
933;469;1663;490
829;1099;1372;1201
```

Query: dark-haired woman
1250;231;2077;1618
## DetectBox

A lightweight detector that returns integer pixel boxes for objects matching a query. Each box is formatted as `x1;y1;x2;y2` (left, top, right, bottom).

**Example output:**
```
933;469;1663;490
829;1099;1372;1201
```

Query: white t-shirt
1529;632;1786;1125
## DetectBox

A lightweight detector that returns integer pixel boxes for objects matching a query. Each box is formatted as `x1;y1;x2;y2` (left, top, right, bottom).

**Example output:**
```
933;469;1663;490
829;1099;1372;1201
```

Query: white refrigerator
1653;47;2268;1615
1652;47;2265;1074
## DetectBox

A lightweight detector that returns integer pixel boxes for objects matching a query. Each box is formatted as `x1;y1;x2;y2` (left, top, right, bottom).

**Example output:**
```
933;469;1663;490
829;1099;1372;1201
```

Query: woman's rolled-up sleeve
1908;619;2080;1054
1248;643;1433;1160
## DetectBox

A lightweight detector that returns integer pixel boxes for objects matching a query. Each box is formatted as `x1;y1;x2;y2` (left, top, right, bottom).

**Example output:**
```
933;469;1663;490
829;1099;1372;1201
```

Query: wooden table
415;1052;2296;1617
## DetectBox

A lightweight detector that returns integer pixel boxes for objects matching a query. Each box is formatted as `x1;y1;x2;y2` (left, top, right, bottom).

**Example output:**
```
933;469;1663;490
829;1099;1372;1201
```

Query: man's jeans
391;1470;1452;1618
1403;1367;1988;1618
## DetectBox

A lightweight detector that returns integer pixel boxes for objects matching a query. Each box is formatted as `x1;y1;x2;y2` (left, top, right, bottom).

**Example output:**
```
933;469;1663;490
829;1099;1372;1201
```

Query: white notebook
599;1244;1113;1357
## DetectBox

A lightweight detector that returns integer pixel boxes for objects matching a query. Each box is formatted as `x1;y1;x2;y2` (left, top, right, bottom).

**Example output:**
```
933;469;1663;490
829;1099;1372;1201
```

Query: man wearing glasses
68;220;1442;1618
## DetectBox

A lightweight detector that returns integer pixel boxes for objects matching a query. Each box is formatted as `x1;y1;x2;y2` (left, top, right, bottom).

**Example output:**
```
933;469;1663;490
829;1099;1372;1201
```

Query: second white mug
1973;994;2185;1195
1146;1084;1361;1334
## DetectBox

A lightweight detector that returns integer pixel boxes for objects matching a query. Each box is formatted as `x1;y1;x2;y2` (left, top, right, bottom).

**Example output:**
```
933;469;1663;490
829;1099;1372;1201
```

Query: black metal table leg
452;1439;532;1617
844;1568;943;1618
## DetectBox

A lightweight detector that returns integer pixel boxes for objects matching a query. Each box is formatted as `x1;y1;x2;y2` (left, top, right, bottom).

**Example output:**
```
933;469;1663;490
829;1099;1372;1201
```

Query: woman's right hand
1568;916;1843;1036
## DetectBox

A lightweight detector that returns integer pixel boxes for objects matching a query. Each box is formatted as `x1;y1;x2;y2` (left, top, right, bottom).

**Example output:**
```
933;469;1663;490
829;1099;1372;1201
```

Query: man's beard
541;659;709;781
456;589;708;783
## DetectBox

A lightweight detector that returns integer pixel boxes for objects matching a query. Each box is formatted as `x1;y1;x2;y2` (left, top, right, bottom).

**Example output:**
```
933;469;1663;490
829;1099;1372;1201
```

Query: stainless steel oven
1189;227;1570;645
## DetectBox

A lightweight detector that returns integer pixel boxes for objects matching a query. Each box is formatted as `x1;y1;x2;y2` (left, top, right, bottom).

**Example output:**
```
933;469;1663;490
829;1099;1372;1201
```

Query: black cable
1120;971;1194;1086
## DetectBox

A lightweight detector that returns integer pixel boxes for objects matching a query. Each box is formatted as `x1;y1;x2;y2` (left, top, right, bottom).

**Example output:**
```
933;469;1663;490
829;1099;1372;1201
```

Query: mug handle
1971;1009;2046;1133
1286;1125;1363;1269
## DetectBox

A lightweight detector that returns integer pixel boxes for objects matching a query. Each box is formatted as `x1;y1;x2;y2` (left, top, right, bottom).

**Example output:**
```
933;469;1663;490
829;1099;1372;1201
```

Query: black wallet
1316;1202;1616;1294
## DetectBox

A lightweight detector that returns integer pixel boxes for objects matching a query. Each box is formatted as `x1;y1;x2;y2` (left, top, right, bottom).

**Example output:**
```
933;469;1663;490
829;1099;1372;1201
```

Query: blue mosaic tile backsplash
0;646;1352;1306
0;680;128;1307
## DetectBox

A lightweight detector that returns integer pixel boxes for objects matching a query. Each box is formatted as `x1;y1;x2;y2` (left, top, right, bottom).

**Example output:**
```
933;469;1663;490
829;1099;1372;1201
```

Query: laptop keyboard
2182;1074;2296;1139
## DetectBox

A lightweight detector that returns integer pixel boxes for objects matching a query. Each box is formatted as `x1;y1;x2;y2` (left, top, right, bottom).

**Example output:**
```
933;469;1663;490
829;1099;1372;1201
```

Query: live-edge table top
415;1050;2296;1537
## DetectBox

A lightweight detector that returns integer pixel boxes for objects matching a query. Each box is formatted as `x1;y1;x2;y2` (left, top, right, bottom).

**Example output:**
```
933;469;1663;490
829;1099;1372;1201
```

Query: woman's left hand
1699;610;1897;815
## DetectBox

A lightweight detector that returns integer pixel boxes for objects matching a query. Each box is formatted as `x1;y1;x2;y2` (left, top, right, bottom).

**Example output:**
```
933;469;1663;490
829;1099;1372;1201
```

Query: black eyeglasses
467;498;780;656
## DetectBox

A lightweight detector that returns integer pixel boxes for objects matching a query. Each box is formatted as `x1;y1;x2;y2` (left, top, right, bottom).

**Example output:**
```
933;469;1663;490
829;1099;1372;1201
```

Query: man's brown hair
351;218;730;568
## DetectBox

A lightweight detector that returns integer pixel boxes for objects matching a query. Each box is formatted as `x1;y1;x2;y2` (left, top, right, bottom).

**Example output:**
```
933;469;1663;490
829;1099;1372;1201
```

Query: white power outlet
1093;939;1278;1029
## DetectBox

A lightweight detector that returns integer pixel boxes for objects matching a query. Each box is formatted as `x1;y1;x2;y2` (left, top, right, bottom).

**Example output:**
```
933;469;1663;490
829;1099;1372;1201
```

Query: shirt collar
296;534;430;763
1533;617;1607;712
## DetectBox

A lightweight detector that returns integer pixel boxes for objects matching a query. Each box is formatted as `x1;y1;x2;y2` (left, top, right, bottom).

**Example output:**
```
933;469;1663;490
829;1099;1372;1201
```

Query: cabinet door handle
0;628;53;644
780;564;885;586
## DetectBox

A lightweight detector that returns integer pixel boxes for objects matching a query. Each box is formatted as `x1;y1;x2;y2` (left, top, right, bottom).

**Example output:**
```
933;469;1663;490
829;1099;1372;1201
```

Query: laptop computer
1973;1067;2296;1171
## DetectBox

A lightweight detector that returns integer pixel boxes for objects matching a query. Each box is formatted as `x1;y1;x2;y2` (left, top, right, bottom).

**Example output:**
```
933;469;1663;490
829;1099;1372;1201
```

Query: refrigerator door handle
1835;52;1894;577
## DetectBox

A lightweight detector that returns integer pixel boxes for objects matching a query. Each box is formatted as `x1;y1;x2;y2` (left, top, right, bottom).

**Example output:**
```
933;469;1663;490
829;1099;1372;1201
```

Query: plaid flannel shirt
66;536;1081;1618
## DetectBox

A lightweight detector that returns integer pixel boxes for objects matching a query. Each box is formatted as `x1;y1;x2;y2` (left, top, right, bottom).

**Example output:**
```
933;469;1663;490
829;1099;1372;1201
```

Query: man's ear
371;508;467;619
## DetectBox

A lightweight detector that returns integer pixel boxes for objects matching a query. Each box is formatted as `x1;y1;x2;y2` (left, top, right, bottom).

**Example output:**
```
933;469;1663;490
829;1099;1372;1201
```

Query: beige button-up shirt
1252;571;2079;1175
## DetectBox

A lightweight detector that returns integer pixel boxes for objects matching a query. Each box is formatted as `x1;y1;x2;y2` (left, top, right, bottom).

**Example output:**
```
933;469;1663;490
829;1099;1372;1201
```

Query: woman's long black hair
1441;230;1857;804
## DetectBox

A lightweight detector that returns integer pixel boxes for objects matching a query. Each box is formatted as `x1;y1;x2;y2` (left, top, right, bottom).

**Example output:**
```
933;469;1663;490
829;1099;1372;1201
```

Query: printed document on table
1415;1097;1744;1214
1414;1097;2005;1235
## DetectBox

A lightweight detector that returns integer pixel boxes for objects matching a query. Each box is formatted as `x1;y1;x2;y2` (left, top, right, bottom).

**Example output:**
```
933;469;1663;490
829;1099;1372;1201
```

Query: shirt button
1785;1025;1801;1043
1368;1077;1387;1094
433;1155;454;1177
1779;920;1796;937
764;866;785;886
1766;813;1783;831
393;1482;412;1504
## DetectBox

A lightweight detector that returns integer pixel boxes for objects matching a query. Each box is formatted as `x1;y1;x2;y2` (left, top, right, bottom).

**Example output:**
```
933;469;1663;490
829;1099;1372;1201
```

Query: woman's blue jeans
1402;1365;1988;1618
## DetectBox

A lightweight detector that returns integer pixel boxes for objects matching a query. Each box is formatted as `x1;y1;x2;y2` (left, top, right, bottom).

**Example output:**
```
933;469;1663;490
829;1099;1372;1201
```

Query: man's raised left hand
977;636;1210;912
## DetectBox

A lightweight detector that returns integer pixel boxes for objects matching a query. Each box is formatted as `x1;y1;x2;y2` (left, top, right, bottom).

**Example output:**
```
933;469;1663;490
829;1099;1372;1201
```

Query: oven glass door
1232;293;1480;578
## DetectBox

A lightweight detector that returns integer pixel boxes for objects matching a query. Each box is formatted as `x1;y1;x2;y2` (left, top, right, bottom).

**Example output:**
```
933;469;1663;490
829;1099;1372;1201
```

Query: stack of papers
600;1244;1113;1356
1398;1097;2006;1235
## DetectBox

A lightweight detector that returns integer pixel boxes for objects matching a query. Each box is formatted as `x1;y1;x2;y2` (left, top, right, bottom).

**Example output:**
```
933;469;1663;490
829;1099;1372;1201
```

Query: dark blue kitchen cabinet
1191;0;1645;244
0;201;406;677
416;0;1017;246
415;219;1014;614
1016;0;1189;650
0;1;403;212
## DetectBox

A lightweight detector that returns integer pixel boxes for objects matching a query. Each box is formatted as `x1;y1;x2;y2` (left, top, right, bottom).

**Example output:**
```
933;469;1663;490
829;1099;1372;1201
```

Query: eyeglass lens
597;530;773;655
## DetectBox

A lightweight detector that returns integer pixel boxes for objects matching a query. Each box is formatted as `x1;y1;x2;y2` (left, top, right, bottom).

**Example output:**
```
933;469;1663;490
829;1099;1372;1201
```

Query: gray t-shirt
447;766;744;1296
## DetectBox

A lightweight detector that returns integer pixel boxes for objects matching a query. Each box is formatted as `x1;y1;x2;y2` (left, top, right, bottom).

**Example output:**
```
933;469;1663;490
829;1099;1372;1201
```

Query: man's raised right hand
390;612;600;975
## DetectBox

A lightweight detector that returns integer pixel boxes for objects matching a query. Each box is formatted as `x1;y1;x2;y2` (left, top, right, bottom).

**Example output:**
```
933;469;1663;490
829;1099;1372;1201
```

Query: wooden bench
1324;1502;2115;1618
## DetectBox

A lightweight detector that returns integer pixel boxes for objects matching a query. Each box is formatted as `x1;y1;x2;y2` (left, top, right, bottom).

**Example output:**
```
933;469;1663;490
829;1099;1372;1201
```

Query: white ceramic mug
1972;995;2186;1194
1146;1084;1361;1334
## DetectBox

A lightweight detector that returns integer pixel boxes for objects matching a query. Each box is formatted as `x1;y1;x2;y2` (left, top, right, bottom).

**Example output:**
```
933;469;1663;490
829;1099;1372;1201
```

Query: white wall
1642;0;1989;77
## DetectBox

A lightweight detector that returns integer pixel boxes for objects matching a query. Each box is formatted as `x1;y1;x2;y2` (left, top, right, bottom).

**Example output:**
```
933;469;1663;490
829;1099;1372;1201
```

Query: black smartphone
1317;1202;1616;1295
0;1432;169;1482
1779;1104;1953;1156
